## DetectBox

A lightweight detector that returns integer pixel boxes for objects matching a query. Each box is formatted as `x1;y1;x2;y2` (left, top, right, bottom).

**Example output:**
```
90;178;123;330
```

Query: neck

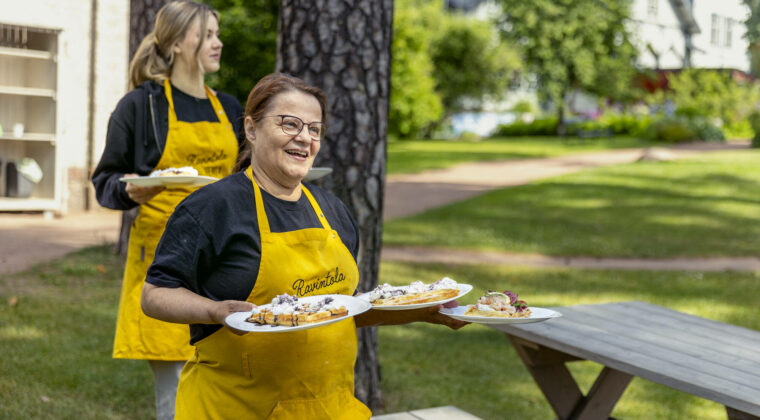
250;166;302;202
170;63;206;98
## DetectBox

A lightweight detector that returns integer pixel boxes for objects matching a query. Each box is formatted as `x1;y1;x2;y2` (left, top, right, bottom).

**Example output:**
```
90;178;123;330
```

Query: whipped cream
149;166;198;177
430;277;458;291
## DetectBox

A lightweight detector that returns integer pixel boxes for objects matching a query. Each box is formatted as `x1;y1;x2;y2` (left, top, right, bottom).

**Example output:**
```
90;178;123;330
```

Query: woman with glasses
90;2;242;419
140;72;466;419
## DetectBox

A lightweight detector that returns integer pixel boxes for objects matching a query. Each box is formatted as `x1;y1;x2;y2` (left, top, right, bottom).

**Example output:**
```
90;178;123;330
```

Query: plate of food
304;167;332;182
224;293;371;333
357;277;472;311
439;290;562;324
119;166;218;187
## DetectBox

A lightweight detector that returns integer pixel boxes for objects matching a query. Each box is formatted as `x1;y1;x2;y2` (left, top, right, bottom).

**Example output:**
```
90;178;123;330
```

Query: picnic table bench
488;301;760;420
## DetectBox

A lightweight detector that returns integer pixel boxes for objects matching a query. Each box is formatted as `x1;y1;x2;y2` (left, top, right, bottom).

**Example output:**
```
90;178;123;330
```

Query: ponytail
127;1;218;89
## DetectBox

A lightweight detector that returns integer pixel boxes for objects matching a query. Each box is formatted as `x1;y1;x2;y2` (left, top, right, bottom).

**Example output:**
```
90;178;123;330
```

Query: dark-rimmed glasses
260;115;325;141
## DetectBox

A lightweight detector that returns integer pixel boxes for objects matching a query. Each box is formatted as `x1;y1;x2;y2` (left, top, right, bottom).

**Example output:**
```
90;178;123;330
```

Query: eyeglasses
260;115;326;141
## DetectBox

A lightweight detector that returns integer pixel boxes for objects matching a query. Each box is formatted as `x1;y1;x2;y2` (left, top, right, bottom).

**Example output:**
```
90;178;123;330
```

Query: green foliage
202;0;279;104
511;100;534;115
743;0;760;74
665;69;759;127
498;0;639;115
389;0;445;138
749;110;760;147
429;15;520;111
645;116;725;143
492;118;559;136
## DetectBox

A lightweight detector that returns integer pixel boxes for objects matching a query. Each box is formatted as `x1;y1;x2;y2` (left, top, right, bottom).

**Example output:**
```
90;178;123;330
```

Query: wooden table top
489;301;760;416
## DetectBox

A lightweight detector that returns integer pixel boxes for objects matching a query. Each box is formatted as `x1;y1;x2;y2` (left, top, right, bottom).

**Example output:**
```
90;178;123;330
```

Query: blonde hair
128;1;219;89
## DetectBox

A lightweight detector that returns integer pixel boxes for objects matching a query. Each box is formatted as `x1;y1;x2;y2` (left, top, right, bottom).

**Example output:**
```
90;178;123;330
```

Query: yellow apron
113;79;239;360
174;167;371;419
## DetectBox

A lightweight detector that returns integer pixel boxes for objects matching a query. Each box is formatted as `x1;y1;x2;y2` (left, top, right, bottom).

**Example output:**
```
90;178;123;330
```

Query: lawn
387;136;652;175
384;150;760;258
1;247;758;419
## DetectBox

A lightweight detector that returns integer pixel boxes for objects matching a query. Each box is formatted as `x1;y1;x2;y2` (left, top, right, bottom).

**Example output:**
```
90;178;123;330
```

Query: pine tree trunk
277;0;393;411
115;0;172;256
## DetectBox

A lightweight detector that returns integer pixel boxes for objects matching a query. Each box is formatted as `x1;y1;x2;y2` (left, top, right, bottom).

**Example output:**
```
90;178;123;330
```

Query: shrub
646;116;724;143
492;117;559;136
749;111;760;148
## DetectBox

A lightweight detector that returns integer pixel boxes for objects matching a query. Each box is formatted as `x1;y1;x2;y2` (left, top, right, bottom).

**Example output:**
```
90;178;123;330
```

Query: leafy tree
202;0;279;103
497;0;638;130
389;0;444;138
430;13;521;112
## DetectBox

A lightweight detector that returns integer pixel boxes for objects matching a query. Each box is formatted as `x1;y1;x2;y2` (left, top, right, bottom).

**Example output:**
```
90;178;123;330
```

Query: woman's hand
212;300;256;335
355;299;469;330
123;173;165;204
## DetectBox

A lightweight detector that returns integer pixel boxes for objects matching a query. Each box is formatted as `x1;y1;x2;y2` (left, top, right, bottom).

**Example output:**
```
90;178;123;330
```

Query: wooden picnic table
488;301;760;420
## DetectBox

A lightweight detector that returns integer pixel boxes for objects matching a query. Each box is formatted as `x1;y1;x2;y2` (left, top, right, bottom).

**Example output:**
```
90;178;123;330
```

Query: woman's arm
141;282;253;325
355;302;468;330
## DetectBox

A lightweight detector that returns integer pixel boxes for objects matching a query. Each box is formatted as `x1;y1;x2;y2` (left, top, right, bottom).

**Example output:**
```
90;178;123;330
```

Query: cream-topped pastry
150;166;199;177
367;277;460;306
246;294;347;326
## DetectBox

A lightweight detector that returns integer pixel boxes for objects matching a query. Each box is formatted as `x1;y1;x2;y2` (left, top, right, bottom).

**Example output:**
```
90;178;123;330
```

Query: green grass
2;247;758;419
0;246;154;420
376;262;760;420
387;136;653;174
384;150;760;257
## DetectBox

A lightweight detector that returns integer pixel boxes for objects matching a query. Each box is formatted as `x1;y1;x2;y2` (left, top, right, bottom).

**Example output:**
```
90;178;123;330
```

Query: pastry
464;290;531;318
149;166;199;177
368;277;459;306
246;294;348;327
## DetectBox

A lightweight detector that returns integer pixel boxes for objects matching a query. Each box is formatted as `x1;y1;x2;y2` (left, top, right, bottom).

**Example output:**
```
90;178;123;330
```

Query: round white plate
439;306;562;324
356;283;473;311
224;294;370;333
304;167;332;182
119;175;219;187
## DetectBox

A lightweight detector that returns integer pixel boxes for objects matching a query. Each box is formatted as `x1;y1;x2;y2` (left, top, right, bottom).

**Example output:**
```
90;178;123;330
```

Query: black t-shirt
170;84;231;125
146;171;360;344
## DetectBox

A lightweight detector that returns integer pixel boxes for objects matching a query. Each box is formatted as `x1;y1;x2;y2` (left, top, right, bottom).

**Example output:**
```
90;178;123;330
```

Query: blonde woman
91;2;242;418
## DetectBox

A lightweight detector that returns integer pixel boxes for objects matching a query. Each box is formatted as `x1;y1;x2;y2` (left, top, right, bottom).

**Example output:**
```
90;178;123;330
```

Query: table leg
506;335;632;420
726;406;760;420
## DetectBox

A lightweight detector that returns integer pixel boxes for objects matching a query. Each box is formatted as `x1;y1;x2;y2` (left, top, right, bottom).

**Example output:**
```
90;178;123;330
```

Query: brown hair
233;73;329;172
128;1;219;89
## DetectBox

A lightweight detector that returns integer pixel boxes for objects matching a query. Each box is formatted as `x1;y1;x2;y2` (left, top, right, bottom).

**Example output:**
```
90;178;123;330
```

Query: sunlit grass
384;150;760;257
387;136;653;174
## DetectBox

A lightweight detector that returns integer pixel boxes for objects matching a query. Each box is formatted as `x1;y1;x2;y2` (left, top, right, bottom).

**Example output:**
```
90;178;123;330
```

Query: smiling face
173;12;222;75
247;89;323;189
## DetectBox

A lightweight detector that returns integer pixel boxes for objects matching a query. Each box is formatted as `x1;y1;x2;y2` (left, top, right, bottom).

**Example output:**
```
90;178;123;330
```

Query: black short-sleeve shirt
146;171;359;343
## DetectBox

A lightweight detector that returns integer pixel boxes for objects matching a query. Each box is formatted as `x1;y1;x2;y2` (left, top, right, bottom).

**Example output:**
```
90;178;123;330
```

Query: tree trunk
115;0;172;256
277;0;393;411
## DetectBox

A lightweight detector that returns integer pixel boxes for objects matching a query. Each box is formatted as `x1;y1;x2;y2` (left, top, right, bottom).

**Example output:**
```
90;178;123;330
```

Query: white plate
304;167;332;182
356;284;473;311
119;175;219;187
439;306;562;324
224;294;370;333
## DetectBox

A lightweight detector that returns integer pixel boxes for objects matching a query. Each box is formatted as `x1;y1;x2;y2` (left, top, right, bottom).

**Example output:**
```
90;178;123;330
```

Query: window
711;14;720;46
647;0;658;17
725;17;734;48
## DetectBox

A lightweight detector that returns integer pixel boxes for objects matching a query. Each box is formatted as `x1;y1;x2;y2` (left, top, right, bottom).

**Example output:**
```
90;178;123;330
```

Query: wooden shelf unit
0;24;60;208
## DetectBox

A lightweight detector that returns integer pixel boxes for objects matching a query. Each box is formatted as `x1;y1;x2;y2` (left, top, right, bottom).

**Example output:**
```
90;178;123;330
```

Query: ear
244;117;256;142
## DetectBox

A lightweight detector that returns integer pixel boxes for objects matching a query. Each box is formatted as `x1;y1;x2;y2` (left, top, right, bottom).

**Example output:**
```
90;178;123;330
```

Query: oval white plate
439;306;562;324
356;284;473;311
304;167;332;182
224;294;370;333
119;175;218;187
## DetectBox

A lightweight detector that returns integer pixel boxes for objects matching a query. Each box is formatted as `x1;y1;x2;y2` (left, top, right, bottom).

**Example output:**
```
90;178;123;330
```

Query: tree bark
115;0;172;256
277;0;393;411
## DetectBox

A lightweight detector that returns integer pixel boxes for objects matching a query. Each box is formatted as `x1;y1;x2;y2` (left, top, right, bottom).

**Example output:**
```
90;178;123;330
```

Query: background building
0;0;129;215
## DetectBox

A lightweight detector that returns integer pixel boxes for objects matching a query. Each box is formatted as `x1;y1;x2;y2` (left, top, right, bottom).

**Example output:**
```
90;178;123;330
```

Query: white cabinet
0;24;60;211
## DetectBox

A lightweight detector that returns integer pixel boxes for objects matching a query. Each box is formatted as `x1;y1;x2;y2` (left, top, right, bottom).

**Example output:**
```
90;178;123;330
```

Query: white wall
630;0;687;69
0;0;129;211
690;0;750;71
